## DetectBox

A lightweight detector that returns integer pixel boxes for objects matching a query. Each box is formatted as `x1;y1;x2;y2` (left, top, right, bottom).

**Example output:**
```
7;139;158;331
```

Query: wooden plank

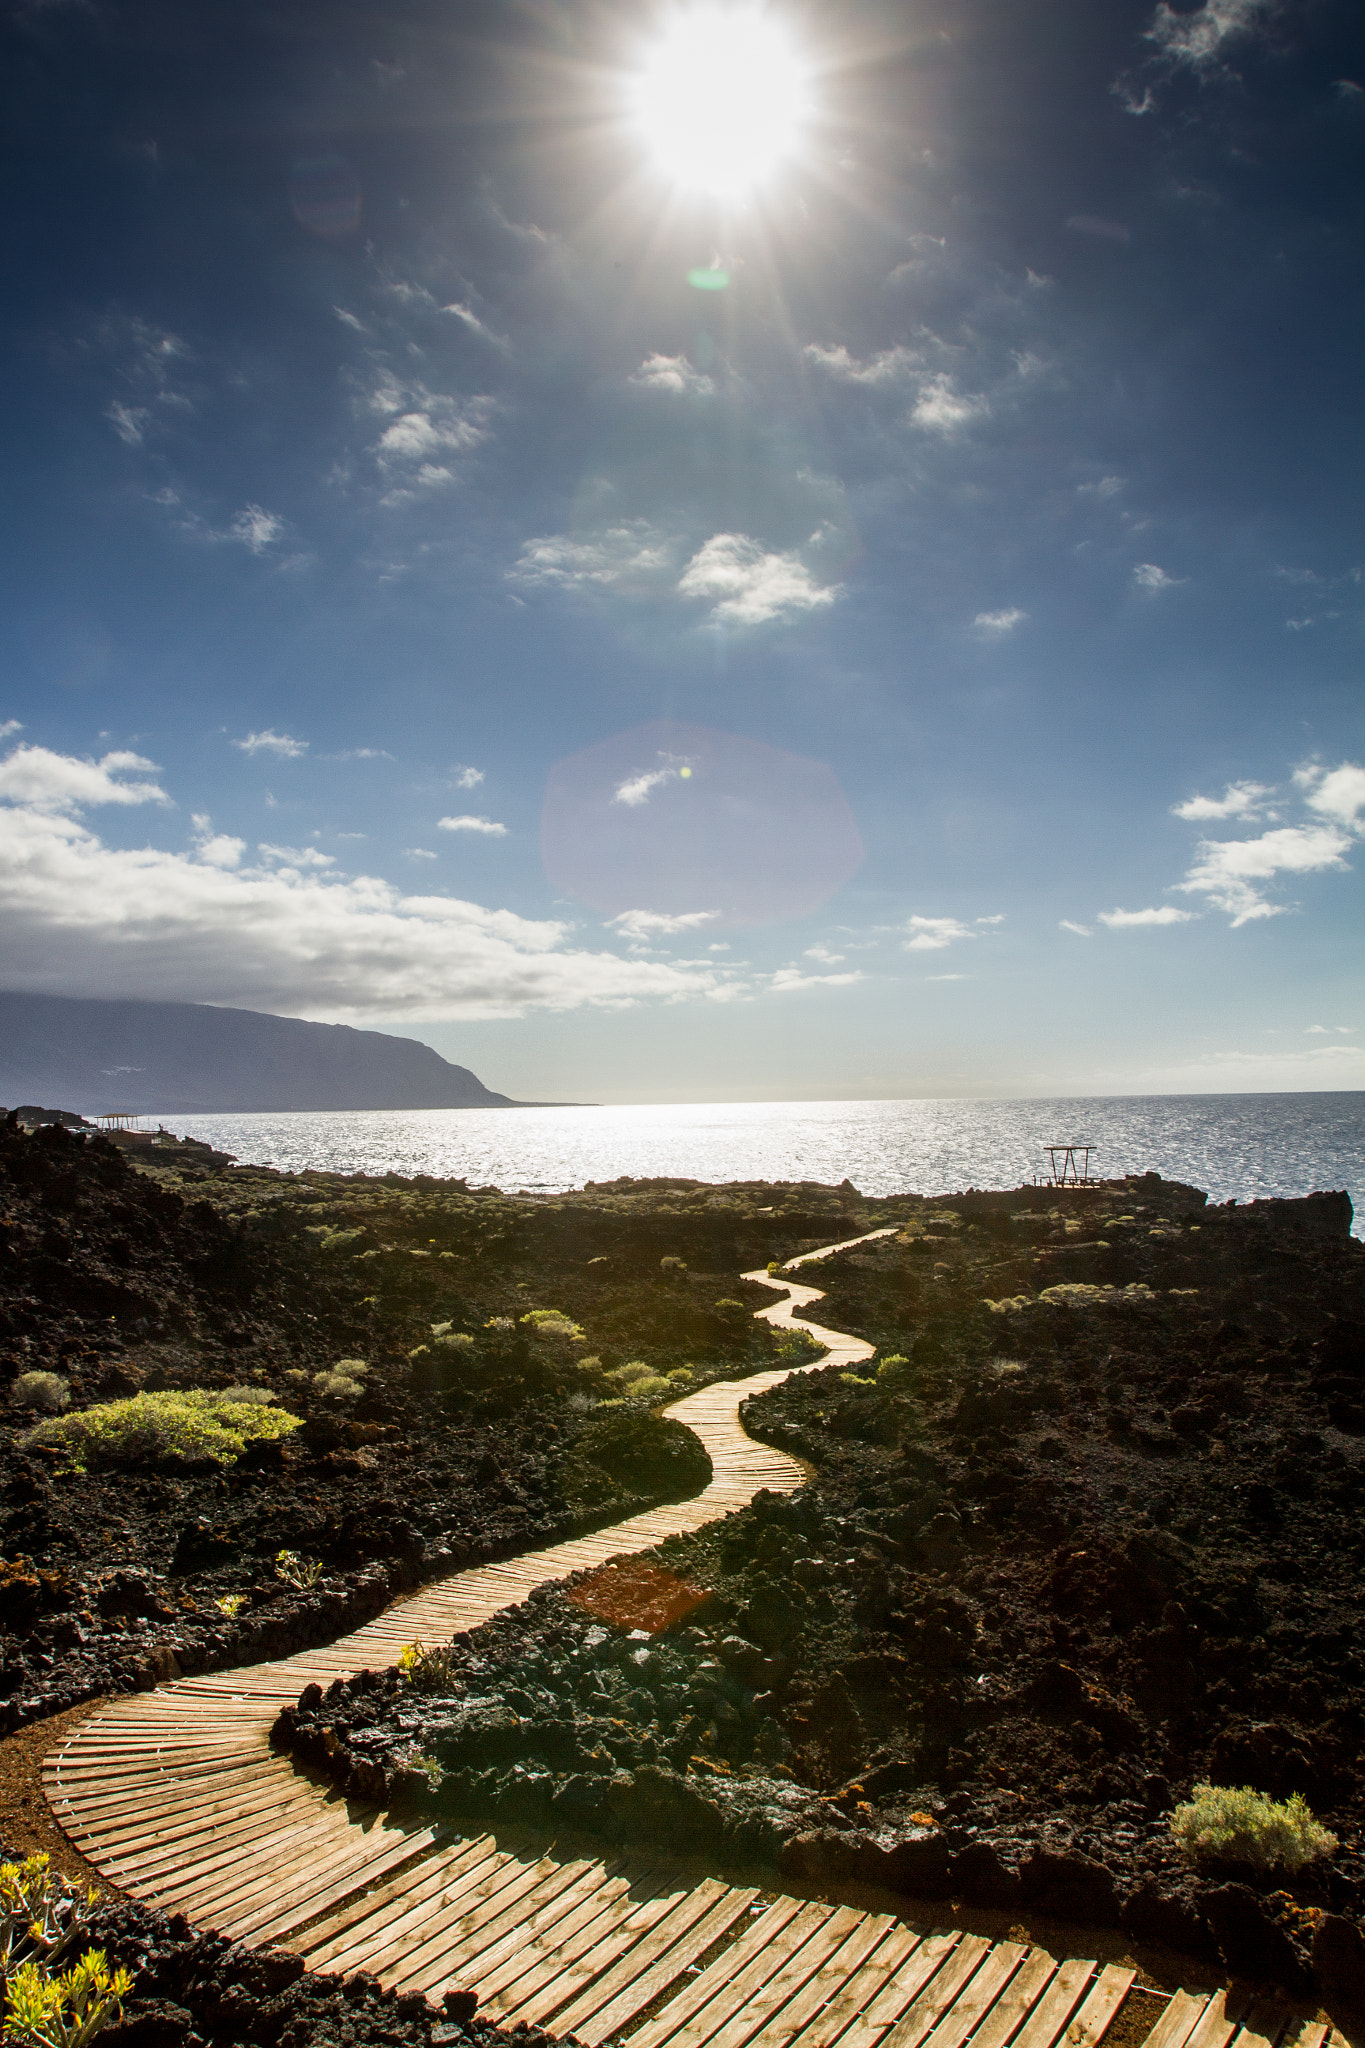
873;1937;995;2048
1135;1993;1211;2048
631;1902;835;2048
312;1846;571;1978
686;1907;870;2048
732;1911;894;2048
1008;1962;1103;2048
960;1950;1059;2048
1179;1991;1255;2048
479;1880;676;2019
1056;1966;1136;2048
782;1924;930;2048
921;1943;1028;2048
293;1835;503;1961
564;1886;760;2046
824;1935;970;2048
627;1900;813;2048
1231;2004;1298;2048
387;1854;634;1994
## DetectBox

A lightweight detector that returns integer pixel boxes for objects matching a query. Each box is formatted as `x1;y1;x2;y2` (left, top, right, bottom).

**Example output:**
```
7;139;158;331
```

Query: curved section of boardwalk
45;1233;1210;2048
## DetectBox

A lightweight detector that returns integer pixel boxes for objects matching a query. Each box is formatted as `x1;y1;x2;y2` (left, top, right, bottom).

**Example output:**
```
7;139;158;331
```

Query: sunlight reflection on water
161;1094;1364;1229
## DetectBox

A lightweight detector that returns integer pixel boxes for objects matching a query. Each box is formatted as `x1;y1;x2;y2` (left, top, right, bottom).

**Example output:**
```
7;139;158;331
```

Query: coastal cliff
0;991;515;1114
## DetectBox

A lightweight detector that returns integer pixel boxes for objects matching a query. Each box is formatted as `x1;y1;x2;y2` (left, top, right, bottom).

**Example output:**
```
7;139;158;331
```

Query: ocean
159;1093;1364;1230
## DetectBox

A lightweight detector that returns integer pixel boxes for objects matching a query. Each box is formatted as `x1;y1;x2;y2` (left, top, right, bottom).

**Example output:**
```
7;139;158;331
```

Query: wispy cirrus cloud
1145;0;1275;70
974;607;1027;634
235;729;307;758
613;765;684;808
771;966;863;992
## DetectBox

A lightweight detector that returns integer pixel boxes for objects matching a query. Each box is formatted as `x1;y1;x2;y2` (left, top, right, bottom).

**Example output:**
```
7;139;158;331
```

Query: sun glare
628;8;810;199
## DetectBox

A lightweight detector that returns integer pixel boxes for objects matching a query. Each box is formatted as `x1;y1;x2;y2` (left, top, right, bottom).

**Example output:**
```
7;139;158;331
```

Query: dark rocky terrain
272;1178;1365;2008
0;1116;838;1731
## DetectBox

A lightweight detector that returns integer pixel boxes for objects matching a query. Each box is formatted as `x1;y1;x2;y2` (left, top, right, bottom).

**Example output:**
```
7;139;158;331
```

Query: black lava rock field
272;1177;1365;2007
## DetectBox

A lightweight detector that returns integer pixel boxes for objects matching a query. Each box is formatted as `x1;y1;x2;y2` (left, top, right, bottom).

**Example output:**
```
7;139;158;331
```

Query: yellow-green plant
275;1549;323;1590
1171;1784;1338;1873
4;1949;133;2047
215;1593;246;1618
519;1309;585;1342
396;1639;461;1692
0;1854;96;1974
20;1391;299;1472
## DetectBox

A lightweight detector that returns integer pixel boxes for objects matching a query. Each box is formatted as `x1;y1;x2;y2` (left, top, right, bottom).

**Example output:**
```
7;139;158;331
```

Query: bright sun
628;8;810;199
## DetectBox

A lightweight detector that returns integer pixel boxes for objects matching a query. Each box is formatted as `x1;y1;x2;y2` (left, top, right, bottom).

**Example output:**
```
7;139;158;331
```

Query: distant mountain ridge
0;993;518;1114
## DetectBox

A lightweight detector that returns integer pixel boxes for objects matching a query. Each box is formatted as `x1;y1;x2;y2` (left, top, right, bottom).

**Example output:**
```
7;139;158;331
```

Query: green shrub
519;1309;585;1342
219;1384;274;1405
876;1353;911;1385
313;1358;368;1401
1170;1783;1338;1872
11;1371;70;1414
20;1390;300;1472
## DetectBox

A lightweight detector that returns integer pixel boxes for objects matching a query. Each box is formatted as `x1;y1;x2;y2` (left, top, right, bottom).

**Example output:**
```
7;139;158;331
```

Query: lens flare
628;8;810;199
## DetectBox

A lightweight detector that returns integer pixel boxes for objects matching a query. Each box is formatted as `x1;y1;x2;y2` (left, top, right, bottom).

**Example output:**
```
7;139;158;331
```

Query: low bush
1171;1783;1338;1872
520;1309;585;1342
219;1384;273;1405
397;1639;461;1692
20;1390;300;1471
312;1357;368;1401
10;1371;70;1413
4;1949;133;2047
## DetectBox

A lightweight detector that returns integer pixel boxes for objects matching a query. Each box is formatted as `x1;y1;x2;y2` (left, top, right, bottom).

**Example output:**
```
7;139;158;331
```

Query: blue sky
0;0;1361;1103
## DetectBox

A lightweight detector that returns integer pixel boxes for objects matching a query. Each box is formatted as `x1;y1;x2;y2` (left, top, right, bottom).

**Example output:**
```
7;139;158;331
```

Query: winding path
44;1235;1296;2048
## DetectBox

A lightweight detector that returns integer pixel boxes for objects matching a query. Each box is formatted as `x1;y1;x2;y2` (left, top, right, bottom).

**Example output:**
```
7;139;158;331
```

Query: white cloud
0;721;23;741
609;909;718;942
1078;476;1124;498
770;967;863;992
1133;562;1185;592
190;817;245;869
511;523;676;597
257;843;336;870
1060;920;1093;937
975;914;1005;926
1098;905;1195;927
440;303;509;351
912;374;985;433
924;973;968;981
1305;1024;1355;1036
333;307;366;331
1172;781;1274;822
0;769;737;1022
1299;761;1365;829
236;730;307;759
677;533;836;627
333;747;395;762
903;915;975;951
453;766;484;789
229;505;285;555
0;744;168;812
1145;0;1273;69
629;354;714;397
613;767;682;808
1175;824;1353;924
804;343;918;386
804;943;845;964
974;608;1027;634
107;402;149;447
365;385;493;502
405;848;437;860
437;814;508;837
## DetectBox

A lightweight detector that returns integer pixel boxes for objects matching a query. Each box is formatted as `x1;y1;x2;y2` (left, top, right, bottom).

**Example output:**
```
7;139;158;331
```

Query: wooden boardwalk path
43;1234;1322;2048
